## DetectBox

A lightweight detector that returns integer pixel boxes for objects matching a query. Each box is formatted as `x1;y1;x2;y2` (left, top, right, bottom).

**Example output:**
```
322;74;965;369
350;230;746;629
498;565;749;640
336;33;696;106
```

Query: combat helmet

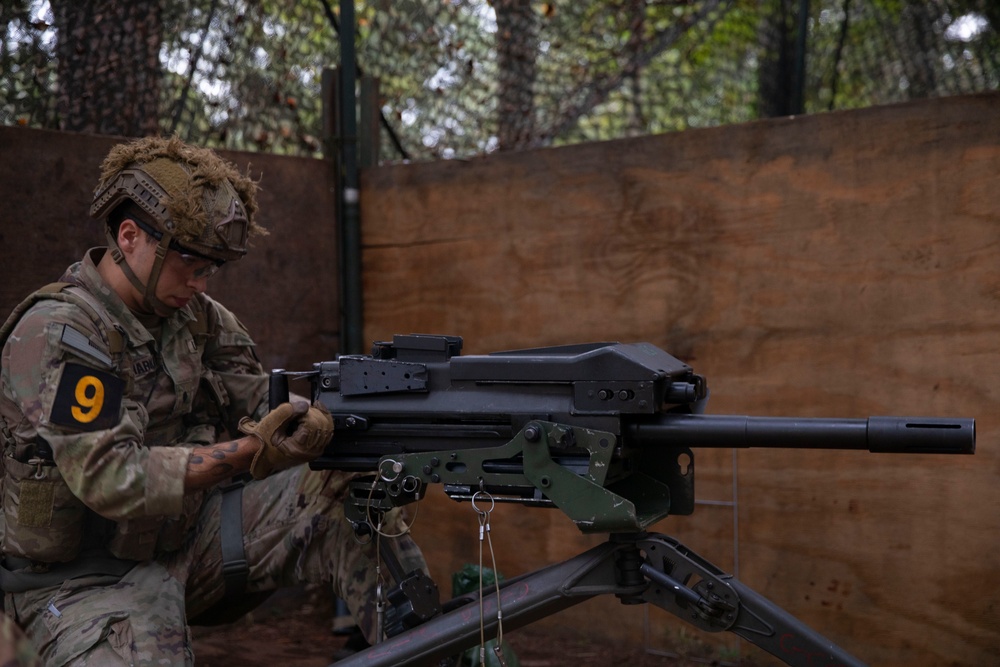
90;136;265;314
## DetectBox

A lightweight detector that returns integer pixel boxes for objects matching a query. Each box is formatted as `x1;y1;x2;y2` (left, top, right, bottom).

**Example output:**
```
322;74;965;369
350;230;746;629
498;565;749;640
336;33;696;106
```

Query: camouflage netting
1;0;998;162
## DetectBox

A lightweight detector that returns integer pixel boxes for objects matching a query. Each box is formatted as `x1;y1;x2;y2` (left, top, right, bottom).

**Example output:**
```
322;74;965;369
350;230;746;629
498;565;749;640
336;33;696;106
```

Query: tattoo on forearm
184;440;256;490
210;449;228;460
212;462;236;475
187;440;245;484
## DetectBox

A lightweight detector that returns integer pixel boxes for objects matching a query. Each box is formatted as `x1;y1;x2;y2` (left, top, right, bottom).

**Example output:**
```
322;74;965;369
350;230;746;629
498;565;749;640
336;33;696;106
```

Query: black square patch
50;363;125;431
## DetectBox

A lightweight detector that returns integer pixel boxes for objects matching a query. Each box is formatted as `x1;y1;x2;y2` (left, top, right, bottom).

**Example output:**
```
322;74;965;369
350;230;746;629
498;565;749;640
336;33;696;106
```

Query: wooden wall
360;93;1000;665
1;92;998;665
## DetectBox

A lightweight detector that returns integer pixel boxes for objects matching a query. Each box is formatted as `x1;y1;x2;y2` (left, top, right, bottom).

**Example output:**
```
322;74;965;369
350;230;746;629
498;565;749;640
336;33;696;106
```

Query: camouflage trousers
4;465;425;666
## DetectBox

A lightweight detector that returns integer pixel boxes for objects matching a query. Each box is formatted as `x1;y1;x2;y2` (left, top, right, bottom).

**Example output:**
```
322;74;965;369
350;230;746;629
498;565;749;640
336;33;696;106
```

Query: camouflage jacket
0;248;269;563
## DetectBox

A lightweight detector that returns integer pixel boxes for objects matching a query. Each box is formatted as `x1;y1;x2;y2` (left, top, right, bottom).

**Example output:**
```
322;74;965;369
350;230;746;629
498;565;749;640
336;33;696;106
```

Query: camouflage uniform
1;249;424;665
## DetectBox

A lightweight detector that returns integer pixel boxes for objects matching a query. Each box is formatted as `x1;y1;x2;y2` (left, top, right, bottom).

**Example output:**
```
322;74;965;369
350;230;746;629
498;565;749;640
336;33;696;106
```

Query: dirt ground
190;591;709;667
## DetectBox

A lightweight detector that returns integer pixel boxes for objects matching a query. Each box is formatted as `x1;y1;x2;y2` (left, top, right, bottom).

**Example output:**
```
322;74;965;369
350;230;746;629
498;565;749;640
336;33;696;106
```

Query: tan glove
238;400;335;480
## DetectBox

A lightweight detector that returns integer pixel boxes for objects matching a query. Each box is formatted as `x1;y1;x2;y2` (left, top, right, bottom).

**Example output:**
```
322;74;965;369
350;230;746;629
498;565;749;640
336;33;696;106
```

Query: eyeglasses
129;217;226;279
173;250;225;279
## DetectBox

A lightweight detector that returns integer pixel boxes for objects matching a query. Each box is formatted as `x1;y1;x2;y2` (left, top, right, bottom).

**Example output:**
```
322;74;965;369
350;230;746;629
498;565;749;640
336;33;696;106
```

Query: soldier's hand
238;400;334;479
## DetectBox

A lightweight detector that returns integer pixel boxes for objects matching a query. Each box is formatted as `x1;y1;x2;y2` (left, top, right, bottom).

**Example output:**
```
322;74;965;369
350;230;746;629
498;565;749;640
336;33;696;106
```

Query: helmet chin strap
105;226;177;317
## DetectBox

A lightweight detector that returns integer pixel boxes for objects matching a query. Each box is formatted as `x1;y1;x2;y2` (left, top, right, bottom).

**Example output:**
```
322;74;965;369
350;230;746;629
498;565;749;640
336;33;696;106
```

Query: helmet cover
90;136;266;261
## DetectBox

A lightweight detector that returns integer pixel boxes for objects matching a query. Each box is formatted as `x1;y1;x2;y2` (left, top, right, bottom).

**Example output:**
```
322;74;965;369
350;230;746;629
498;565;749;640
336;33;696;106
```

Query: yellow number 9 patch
51;363;124;431
71;375;105;423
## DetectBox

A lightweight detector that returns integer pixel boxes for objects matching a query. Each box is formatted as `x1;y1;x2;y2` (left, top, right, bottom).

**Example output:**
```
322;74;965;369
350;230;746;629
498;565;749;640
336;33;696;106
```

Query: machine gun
271;334;975;667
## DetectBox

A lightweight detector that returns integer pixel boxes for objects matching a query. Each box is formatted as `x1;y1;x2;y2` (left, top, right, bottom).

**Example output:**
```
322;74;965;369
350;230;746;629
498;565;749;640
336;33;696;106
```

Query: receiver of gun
293;334;973;532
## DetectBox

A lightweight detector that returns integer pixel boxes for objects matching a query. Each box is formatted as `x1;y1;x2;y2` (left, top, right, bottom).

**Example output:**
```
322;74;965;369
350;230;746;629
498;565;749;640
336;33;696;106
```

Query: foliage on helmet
91;136;266;260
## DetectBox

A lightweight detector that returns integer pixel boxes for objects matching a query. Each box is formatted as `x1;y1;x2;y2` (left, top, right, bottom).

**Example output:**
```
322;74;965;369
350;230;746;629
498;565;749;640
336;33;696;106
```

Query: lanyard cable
472;483;508;666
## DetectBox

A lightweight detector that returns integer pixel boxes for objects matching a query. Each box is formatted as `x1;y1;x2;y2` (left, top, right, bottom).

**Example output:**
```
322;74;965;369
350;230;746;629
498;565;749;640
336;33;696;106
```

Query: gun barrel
628;415;975;454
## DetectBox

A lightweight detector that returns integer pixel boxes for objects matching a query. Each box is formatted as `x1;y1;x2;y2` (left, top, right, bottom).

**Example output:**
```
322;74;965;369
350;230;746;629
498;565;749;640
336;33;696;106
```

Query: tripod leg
637;534;866;667
331;533;866;667
330;539;636;667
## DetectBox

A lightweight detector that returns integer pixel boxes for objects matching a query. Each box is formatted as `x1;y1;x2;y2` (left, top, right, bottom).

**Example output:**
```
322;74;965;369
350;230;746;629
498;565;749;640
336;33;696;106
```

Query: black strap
189;479;276;627
0;553;137;593
219;480;249;598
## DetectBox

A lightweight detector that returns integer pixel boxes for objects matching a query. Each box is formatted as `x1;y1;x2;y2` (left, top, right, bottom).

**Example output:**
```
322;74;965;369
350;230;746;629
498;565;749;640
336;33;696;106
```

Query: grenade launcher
270;334;974;667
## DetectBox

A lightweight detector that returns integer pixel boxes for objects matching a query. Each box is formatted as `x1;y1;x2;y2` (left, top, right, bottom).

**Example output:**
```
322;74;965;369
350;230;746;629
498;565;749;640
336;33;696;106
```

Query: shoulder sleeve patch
59;323;114;368
50;362;125;431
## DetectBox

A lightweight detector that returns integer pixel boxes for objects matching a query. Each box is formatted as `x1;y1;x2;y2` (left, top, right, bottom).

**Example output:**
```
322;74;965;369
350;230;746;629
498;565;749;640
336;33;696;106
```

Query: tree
51;0;162;136
492;0;538;150
757;0;802;117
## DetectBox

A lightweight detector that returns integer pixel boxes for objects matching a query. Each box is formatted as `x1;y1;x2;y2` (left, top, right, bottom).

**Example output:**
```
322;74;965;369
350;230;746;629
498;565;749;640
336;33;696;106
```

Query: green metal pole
339;0;362;355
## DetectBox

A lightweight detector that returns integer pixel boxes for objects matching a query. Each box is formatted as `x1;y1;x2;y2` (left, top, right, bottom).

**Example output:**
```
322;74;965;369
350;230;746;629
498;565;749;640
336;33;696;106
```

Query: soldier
0;136;424;664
